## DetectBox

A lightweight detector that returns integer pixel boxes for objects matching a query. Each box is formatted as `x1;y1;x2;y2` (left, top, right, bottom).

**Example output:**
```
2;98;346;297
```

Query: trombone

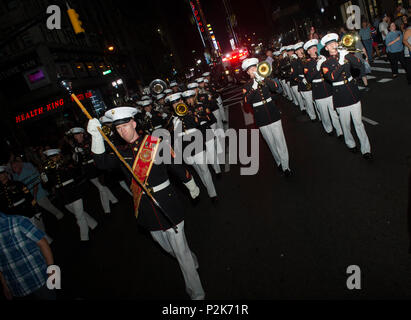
254;61;272;84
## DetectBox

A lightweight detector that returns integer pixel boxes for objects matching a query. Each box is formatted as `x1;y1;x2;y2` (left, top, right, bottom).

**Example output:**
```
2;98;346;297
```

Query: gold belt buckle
344;79;348;84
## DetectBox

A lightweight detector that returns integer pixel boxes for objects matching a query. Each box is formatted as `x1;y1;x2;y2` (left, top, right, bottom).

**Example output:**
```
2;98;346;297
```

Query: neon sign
15;91;92;124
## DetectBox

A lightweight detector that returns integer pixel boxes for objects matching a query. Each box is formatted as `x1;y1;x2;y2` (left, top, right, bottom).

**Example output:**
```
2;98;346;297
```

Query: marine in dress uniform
242;58;292;176
41;149;98;241
99;116;133;197
278;47;293;100
303;39;343;137
87;107;205;300
67;127;118;214
168;93;219;202
0;165;52;243
289;44;307;113
140;100;168;135
293;42;317;121
202;71;227;123
183;89;222;176
319;33;372;160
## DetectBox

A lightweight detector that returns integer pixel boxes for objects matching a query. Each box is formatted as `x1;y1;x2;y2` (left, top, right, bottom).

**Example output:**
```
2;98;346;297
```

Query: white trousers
89;178;118;213
336;101;371;154
30;214;53;244
259;120;290;171
216;96;227;122
300;90;317;120
315;96;343;135
37;196;64;220
185;151;217;198
285;80;295;103
65;199;98;241
282;80;293;101
291;85;305;110
151;221;205;300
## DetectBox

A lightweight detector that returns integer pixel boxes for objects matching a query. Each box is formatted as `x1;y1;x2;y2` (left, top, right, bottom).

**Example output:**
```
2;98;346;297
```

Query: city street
39;62;411;300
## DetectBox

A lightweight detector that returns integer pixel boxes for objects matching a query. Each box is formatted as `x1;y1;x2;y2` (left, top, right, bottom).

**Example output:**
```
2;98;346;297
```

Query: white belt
56;179;74;188
200;121;207;125
13;198;26;207
145;180;170;193
332;76;353;86
82;159;94;165
298;75;304;78
154;125;162;129
253;97;272;107
312;78;324;83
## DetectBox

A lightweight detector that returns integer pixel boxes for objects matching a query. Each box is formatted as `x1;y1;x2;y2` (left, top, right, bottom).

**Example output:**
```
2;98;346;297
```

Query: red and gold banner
130;135;160;219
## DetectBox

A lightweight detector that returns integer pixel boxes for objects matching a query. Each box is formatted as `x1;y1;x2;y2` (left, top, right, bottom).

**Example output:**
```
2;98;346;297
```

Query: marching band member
169;93;219;203
319;33;373;160
242;57;292;176
41;149;98;241
289;45;306;113
67;127;119;214
183;89;222;176
87;107;205;300
293;42;317;121
303;39;343;137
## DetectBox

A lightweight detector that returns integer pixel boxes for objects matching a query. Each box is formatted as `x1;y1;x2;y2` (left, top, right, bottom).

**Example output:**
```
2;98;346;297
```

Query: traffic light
67;8;85;34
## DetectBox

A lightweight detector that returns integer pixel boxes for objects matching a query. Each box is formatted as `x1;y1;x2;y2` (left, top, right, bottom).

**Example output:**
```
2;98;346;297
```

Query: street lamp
108;45;115;52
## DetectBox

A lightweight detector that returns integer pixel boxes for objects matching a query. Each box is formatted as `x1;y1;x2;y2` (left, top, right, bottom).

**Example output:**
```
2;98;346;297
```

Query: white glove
302;78;308;85
283;52;287;58
252;79;259;90
74;146;83;153
291;54;298;59
316;56;327;71
161;113;168;119
184;178;200;199
87;118;105;154
255;73;264;83
145;111;152;118
338;50;349;65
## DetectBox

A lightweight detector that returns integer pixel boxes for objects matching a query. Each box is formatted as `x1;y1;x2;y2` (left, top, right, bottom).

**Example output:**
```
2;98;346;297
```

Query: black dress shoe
277;164;282;172
363;152;373;161
311;119;316;123
326;131;334;136
215;172;222;180
211;197;219;205
283;169;292;177
348;146;358;153
337;135;344;140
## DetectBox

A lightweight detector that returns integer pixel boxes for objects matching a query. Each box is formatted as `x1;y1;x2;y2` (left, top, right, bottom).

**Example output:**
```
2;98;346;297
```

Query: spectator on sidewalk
385;22;407;78
370;24;381;59
379;14;390;42
10;155;65;221
360;20;374;62
0;211;56;300
308;26;319;40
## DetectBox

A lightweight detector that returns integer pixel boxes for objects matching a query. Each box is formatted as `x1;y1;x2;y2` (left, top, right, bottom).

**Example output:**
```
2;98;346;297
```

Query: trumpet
174;102;189;117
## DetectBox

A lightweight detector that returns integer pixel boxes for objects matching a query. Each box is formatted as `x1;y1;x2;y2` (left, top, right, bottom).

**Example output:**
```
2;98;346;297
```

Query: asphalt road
5;62;410;300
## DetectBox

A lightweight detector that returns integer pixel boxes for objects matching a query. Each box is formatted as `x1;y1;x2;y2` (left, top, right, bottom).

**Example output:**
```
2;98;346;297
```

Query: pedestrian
385;22;407;78
0;165;53;244
0;211;56;300
379;14;390;43
9;154;65;221
319;33;373;160
242;57;292;176
359;20;374;62
87;107;205;300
